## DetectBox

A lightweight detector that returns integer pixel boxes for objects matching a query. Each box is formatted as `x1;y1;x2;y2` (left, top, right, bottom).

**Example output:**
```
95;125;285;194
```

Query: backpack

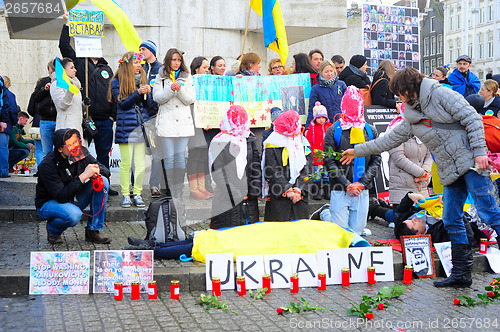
144;196;186;242
482;115;500;153
359;78;387;106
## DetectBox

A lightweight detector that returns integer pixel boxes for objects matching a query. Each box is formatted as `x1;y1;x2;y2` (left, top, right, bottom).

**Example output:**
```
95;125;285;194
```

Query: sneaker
309;204;330;220
388;222;395;228
151;186;161;198
361;228;372;236
46;223;63;244
133;194;145;208
121;195;132;208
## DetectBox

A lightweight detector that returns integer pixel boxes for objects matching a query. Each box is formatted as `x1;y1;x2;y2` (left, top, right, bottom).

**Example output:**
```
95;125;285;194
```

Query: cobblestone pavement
2;272;500;331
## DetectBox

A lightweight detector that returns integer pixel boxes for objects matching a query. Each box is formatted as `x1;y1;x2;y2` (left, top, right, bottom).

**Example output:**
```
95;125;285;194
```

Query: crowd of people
2;14;500;289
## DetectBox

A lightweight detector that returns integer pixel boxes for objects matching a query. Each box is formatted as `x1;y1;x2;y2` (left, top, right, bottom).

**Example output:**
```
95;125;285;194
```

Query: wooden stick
241;4;252;59
85;57;89;120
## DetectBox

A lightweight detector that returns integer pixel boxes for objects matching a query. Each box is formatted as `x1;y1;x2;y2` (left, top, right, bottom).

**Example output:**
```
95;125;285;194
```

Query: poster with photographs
401;235;436;278
362;4;420;77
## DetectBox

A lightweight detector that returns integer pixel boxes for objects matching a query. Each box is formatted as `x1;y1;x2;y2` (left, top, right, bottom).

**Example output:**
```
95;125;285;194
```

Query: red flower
277;308;284;314
453;298;461;305
365;313;374;319
488;292;495;298
377;303;384;310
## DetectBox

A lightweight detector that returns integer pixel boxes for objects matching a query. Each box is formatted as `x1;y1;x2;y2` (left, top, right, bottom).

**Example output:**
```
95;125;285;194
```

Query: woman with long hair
370;59;398;109
210;56;226;75
292;53;319;86
109;51;152;208
153;48;196;230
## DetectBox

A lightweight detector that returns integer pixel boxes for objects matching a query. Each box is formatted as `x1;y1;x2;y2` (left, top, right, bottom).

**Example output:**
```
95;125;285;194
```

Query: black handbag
82;114;98;140
134;105;156;155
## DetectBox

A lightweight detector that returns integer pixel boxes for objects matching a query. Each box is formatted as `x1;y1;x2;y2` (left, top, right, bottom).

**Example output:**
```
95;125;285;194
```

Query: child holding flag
50;57;83;137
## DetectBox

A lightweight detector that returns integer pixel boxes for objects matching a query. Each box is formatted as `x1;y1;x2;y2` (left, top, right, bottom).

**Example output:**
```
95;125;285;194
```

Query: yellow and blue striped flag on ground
250;0;288;65
55;58;80;95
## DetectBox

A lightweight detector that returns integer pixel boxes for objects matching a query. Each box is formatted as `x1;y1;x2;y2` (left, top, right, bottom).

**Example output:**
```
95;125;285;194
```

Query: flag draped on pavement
250;0;288;65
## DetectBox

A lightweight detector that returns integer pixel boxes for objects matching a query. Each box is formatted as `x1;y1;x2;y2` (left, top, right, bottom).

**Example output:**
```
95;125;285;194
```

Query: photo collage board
362;3;420;76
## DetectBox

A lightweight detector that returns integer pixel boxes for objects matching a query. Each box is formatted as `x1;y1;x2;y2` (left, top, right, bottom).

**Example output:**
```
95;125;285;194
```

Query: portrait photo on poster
434;241;452;277
401;234;436;278
280;86;305;115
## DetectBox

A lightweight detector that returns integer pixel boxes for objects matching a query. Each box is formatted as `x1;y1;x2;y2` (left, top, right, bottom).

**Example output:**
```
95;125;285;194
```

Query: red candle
148;281;157;299
367;266;376;284
341;268;350;286
262;274;271;293
236;276;246;296
403;265;413;285
317;273;326;290
114;281;123;301
290;273;299;293
170;280;180;299
479;238;488;254
131;281;140;300
212;277;221;297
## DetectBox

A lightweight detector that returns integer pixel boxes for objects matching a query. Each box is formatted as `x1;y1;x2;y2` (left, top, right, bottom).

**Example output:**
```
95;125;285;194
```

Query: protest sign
29;251;90;294
69;9;103;57
364;105;399;200
193;73;311;129
401;235;436;278
93;250;154;293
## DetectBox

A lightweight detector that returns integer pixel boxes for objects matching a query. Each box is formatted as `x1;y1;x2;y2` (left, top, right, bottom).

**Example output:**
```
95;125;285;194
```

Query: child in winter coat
322;86;381;236
262;110;313;221
305;102;333;200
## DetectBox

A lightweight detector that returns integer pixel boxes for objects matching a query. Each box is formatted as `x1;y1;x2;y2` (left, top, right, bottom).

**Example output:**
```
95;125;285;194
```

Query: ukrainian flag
55;58;80;95
250;0;288;65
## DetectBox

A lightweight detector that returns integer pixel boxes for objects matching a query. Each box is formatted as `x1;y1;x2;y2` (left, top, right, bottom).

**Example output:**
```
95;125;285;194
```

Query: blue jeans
37;177;109;236
8;147;30;168
39;120;56;157
161;137;189;169
313;165;329;182
321;189;369;235
443;170;500;244
34;139;43;167
88;119;113;169
0;133;10;177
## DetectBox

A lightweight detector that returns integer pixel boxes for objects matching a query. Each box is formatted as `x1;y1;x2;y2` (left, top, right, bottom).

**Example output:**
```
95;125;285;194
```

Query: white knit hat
311;101;328;124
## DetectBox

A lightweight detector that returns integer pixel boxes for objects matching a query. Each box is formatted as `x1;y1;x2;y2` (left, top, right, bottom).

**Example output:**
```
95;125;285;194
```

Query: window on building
449;40;454;62
425;60;430;75
424;37;430;56
431;59;436;71
449;8;455;31
431;36;436;55
479;71;484;80
488;31;493;57
456;39;461;59
437;57;443;67
437;34;443;54
456;6;461;30
488;4;494;21
478;33;484;59
430;16;435;32
479;0;485;24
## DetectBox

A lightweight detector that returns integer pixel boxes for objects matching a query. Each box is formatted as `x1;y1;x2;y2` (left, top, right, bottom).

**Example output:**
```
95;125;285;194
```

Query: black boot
368;198;390;220
322;181;330;200
171;168;187;241
433;243;473;288
312;182;321;200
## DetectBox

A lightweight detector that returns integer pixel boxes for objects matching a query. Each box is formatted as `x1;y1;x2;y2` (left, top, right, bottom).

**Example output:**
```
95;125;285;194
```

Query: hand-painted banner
69;10;104;37
193;73;311;129
93;250;154;293
29;251;90;294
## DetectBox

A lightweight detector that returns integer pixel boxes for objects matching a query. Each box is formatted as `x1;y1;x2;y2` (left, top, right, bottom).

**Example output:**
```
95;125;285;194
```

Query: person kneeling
35;128;111;244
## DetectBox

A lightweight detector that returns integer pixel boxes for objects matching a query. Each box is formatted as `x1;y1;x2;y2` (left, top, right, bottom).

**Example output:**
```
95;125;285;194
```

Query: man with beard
35;128;111;244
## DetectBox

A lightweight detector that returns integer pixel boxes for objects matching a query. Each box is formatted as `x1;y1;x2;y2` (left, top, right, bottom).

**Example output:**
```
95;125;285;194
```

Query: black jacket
338;65;371;89
31;76;57;121
59;25;115;121
210;132;262;229
35;150;110;209
323;123;381;190
370;71;396;108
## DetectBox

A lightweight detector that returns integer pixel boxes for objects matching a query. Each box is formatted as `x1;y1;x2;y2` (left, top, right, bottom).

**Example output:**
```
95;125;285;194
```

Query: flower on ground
453;298;460;305
488;292;495;298
377;303;384;310
277;308;284;315
365;312;374;319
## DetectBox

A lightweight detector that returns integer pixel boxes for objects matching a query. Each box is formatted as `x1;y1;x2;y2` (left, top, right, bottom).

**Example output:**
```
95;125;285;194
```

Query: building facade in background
420;1;445;75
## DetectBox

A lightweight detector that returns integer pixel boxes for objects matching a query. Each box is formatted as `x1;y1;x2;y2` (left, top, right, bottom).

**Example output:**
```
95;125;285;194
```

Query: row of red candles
112;266;415;300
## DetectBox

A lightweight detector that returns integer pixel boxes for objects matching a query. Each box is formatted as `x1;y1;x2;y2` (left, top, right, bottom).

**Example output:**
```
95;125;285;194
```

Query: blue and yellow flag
55;58;80;95
250;0;288;65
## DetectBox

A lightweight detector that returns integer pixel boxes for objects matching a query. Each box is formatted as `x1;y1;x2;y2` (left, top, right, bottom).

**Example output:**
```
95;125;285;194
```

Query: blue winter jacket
0;77;18;136
447;68;481;97
306;79;347;129
112;78;153;144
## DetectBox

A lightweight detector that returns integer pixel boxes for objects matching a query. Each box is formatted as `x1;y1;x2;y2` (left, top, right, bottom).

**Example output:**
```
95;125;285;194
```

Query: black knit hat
350;55;367;69
465;94;485;114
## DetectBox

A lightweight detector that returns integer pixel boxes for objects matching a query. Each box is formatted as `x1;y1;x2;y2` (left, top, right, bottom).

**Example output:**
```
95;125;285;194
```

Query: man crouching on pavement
35;128;111;244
